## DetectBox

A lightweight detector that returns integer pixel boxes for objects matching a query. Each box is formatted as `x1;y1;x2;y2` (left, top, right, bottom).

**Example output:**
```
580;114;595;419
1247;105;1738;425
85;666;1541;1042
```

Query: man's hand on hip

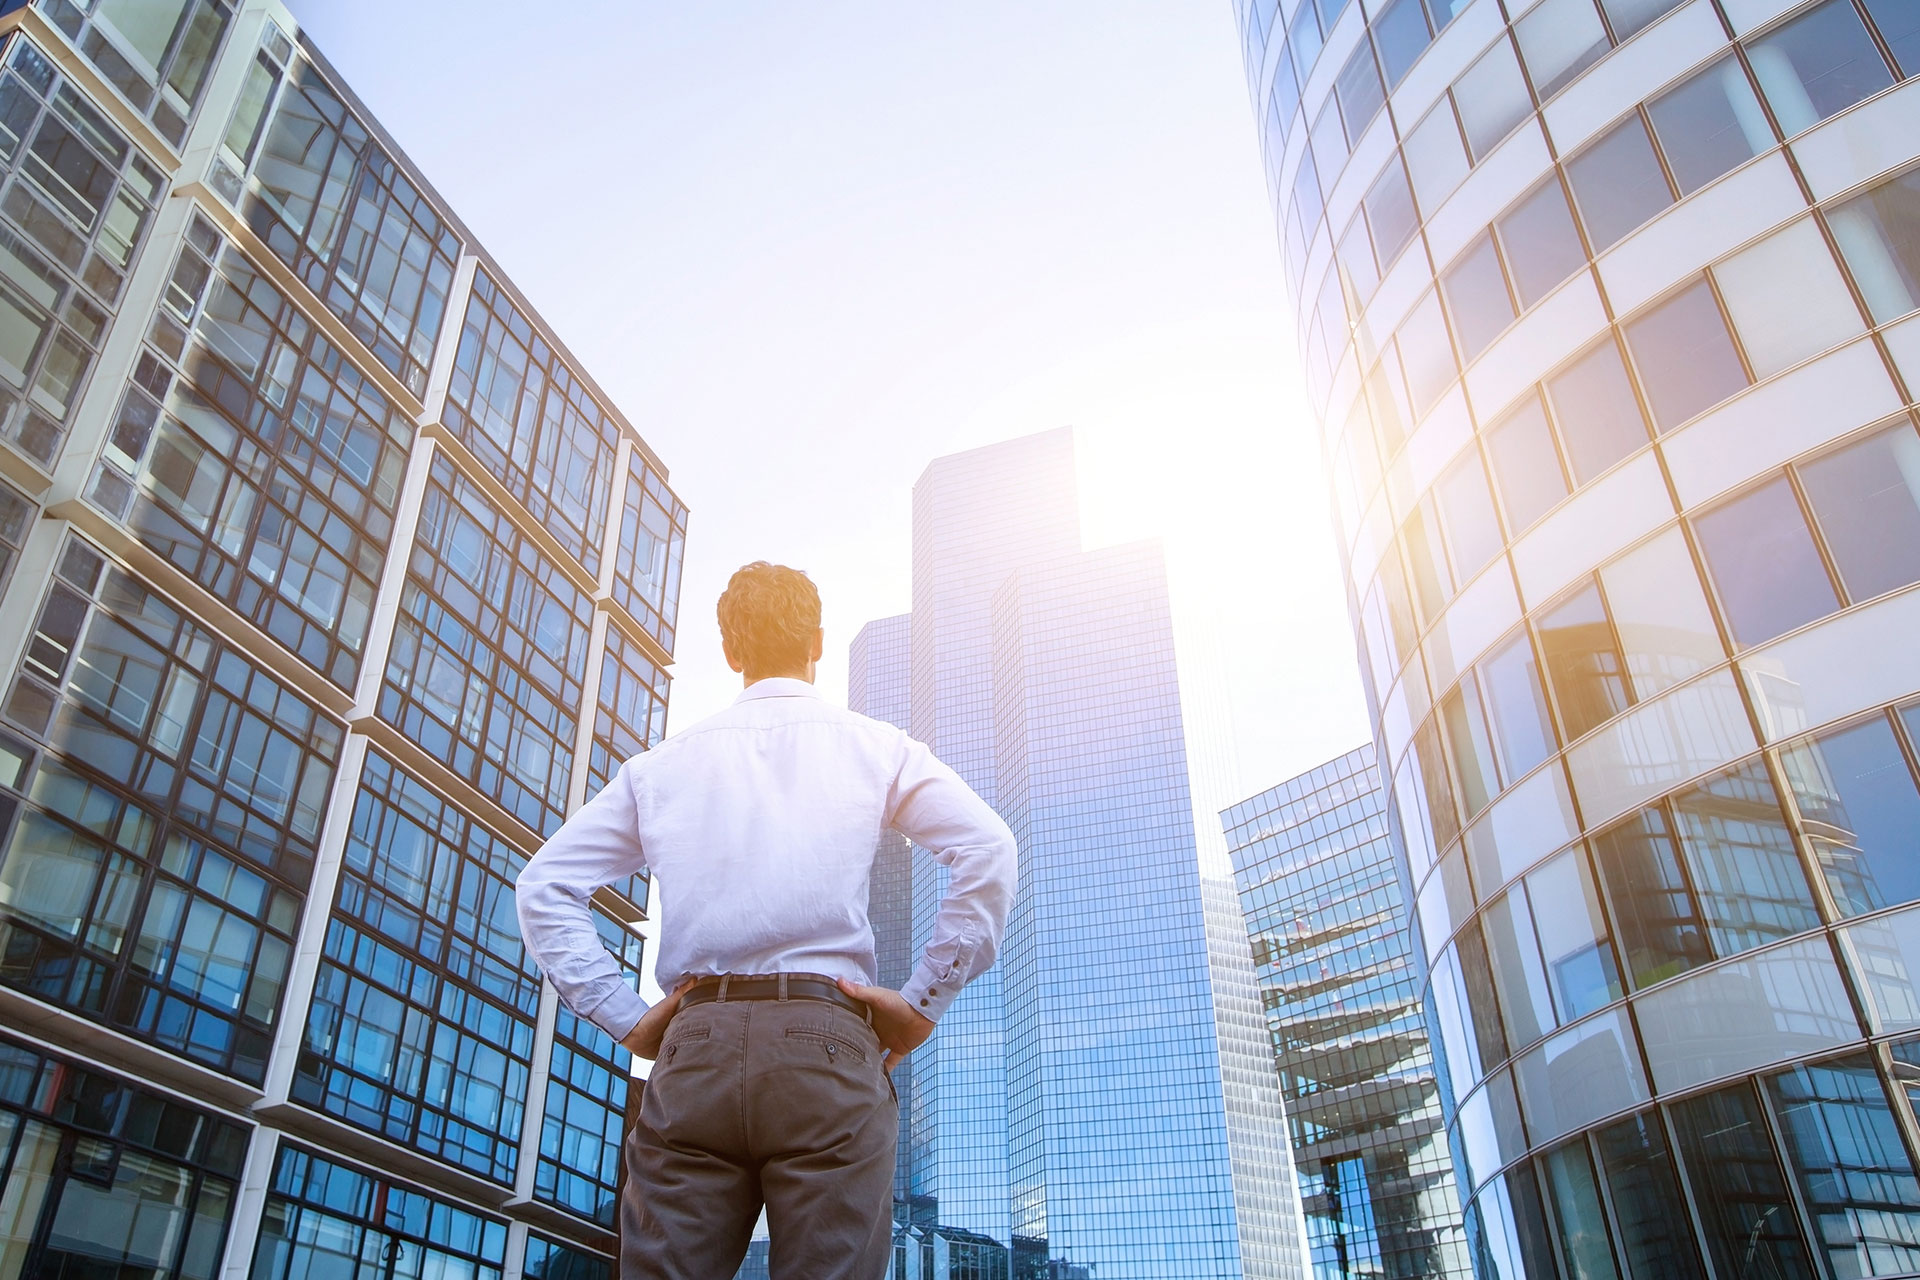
837;977;935;1075
620;977;699;1060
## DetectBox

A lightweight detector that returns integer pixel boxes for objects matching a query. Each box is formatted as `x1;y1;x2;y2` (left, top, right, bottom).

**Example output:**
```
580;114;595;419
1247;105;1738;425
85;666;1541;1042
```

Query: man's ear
810;628;825;663
722;639;744;674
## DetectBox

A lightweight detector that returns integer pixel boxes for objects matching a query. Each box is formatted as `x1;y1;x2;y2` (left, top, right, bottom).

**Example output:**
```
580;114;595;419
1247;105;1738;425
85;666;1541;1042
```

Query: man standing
517;561;1017;1279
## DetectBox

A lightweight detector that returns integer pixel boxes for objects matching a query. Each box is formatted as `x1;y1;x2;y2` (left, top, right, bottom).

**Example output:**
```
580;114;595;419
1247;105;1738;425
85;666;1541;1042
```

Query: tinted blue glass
1375;0;1434;87
1623;278;1748;430
1862;0;1920;75
1748;0;1895;134
1670;1082;1817;1280
1784;716;1920;917
1694;475;1839;648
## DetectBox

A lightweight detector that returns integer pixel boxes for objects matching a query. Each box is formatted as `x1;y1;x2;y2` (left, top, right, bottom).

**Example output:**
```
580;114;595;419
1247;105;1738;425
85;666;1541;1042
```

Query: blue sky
293;0;1368;797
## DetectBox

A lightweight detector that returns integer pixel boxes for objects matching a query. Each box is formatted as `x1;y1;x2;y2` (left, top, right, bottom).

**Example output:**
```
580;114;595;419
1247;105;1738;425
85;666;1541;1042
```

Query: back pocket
783;1027;866;1063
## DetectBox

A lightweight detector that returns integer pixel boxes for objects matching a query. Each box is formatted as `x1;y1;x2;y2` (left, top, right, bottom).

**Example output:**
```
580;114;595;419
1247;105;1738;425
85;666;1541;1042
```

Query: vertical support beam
216;1125;283;1280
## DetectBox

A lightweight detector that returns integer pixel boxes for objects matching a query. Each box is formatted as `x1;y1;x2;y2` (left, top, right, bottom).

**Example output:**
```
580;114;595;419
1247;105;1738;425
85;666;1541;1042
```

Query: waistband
680;973;871;1022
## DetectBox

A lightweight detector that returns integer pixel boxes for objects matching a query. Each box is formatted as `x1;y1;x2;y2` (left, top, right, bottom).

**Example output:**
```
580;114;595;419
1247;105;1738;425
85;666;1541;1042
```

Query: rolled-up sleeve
516;760;650;1041
887;733;1017;1023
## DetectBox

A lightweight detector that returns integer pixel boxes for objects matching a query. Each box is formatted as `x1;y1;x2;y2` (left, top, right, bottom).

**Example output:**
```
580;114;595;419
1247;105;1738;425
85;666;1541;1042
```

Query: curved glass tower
1235;0;1920;1275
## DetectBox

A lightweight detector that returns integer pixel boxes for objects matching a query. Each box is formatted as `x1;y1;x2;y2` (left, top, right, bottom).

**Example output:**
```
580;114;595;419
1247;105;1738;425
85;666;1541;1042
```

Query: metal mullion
1852;0;1906;82
1569;1127;1642;1280
1748;1062;1833;1280
1653;1101;1729;1280
1779;460;1854;612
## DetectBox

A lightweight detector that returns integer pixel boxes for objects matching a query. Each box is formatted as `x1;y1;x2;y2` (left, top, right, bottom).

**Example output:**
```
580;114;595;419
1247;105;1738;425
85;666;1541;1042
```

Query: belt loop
717;974;731;1003
777;973;789;1002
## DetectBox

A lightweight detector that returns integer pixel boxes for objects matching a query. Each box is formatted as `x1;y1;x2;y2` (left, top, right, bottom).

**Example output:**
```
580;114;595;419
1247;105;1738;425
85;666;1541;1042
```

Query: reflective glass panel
1598;527;1725;701
1622;278;1748;431
1365;161;1420;268
1601;0;1684;41
1516;0;1610;99
1443;233;1515;360
1782;714;1920;919
1592;811;1714;988
1694;475;1839;648
1861;0;1920;75
1528;848;1622;1020
1537;581;1631;741
1830;167;1920;325
1438;452;1504;582
1497;179;1586;308
1336;41;1385;141
1405;102;1469;212
1444;675;1500;816
1670;759;1822;958
1748;0;1896;135
1455;40;1534;160
1542;1142;1621;1280
1374;0;1433;88
1484;887;1556;1045
1567;116;1673;253
1486;394;1566;530
1647;57;1771;196
1289;1;1325;83
1767;1053;1920;1278
1670;1081;1817;1280
1399;290;1459;415
1713;218;1866;379
1481;629;1556;784
1293;145;1325;232
1595;1111;1708;1280
1545;339;1649;485
1798;423;1920;604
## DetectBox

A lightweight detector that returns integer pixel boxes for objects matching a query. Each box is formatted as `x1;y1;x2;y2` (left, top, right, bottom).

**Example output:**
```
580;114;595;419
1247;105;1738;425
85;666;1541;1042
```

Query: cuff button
929;988;938;996
920;998;930;1007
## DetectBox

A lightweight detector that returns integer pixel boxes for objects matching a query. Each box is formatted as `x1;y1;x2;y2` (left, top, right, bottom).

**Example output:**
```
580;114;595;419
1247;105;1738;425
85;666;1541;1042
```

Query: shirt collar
734;677;823;703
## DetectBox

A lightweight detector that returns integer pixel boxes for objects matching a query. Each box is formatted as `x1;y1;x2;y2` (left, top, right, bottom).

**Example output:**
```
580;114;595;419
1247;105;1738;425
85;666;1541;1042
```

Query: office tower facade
1237;0;1920;1274
0;3;686;1278
1225;746;1470;1279
864;429;1301;1279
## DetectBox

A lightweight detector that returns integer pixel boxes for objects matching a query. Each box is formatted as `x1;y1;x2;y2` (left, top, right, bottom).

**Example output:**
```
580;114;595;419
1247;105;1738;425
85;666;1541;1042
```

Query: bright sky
294;0;1369;799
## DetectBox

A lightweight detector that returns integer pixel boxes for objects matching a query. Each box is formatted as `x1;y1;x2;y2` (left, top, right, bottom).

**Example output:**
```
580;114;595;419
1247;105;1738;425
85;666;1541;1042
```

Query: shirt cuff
901;957;963;1023
587;986;651;1045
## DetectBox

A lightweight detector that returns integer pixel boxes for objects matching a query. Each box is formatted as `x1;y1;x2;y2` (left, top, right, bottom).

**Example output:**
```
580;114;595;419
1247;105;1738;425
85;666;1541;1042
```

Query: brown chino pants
621;992;898;1279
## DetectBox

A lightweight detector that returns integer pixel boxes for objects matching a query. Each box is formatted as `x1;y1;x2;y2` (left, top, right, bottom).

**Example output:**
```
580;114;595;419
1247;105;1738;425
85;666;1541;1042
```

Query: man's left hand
620;978;698;1060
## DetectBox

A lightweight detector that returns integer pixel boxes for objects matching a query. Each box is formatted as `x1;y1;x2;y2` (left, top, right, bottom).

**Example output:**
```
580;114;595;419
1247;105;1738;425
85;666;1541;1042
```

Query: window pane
1292;147;1325;233
1374;0;1434;88
1545;339;1649;484
1542;1142;1622;1280
1567;116;1673;252
1497;179;1586;307
1592;809;1714;987
1517;0;1610;100
1336;42;1385;141
1538;581;1631;741
1767;1054;1920;1279
1312;99;1349;177
1484;886;1556;1044
1783;715;1920;918
1443;673;1499;815
1798;423;1920;602
1623;278;1748;430
1437;452;1504;581
1695;475;1839;648
1399;290;1459;415
1748;0;1895;135
1601;0;1684;41
1482;629;1555;783
1670;1082;1818;1280
1289;1;1325;83
1405;504;1452;619
1713;218;1865;379
1647;57;1772;196
1596;1111;1709;1280
1455;40;1534;160
1670;759;1823;958
1365;160;1419;267
1339;213;1381;299
1486;394;1567;530
1405;101;1469;212
1830;167;1920;324
1598;526;1724;700
1861;0;1920;75
1442;233;1515;360
1528;848;1623;1020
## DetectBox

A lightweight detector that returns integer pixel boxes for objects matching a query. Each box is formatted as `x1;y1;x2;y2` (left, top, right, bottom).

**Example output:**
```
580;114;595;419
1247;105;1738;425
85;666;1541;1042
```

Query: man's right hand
837;977;935;1075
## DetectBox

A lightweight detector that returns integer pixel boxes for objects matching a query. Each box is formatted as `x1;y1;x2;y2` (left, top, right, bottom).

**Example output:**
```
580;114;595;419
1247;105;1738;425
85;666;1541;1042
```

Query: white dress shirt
516;677;1017;1040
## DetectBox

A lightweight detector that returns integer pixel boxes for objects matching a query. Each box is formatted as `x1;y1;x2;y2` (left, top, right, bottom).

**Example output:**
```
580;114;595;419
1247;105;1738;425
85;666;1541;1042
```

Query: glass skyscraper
1225;746;1470;1279
1236;0;1920;1273
0;2;685;1277
858;429;1303;1279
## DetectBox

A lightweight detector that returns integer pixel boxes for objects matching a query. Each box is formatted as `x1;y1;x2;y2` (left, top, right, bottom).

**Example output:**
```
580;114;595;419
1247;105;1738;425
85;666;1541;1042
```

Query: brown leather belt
679;973;871;1022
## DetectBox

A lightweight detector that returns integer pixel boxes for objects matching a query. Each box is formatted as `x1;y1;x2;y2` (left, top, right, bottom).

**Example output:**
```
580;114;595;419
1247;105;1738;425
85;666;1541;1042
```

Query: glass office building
855;429;1302;1278
1225;746;1470;1279
0;1;686;1277
1235;0;1920;1273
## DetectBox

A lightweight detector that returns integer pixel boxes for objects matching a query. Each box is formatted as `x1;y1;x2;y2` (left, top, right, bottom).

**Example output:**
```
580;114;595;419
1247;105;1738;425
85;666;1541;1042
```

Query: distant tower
863;428;1303;1277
